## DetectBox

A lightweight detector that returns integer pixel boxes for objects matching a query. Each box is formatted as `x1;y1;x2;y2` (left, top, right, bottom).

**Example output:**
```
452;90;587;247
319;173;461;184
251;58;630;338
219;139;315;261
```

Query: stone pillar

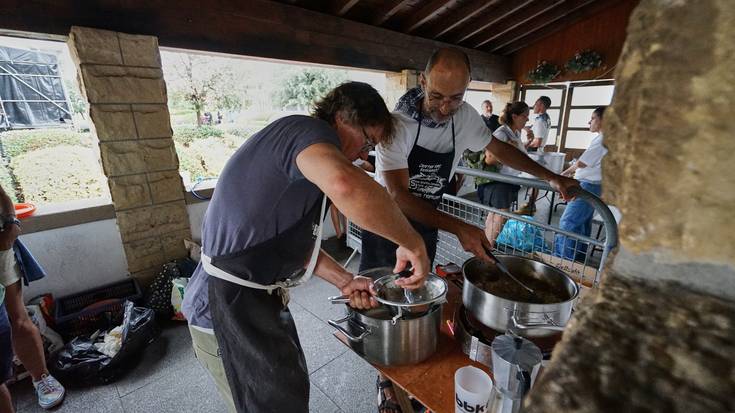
385;69;420;110
490;81;517;106
603;0;735;300
68;26;191;284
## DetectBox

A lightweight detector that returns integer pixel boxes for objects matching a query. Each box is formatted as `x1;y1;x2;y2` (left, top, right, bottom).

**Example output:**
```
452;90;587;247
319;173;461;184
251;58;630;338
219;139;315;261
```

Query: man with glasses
359;49;578;412
182;82;430;413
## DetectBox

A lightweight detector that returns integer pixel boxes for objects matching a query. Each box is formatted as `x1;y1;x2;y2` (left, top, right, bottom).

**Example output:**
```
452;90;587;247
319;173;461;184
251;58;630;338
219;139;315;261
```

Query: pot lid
368;268;447;308
491;334;542;371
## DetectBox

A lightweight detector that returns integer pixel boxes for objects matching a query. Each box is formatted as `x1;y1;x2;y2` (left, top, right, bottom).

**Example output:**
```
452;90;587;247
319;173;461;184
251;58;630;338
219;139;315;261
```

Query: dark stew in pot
474;268;570;304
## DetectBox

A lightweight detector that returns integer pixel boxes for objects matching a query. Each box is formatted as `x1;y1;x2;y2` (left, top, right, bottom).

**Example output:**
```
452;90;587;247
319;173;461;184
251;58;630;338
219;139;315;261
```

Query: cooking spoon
483;245;538;298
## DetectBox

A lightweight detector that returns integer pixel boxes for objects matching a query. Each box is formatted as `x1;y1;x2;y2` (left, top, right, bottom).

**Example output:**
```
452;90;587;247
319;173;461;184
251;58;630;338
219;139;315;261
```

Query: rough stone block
129;267;159;288
118;33;161;68
99;141;147;176
123;237;164;273
160;229;192;260
109;174;151;210
80;65;166;104
116;202;190;242
140;139;179;172
68;26;123;65
132;104;172;139
147;170;185;204
89;104;136;141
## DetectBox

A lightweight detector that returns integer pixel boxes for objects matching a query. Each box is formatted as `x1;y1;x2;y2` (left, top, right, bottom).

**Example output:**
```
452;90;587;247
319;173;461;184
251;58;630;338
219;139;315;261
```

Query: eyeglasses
360;127;376;153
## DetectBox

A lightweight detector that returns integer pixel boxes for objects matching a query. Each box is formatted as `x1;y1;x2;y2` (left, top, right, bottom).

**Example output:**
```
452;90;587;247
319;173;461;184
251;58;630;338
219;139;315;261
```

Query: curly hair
311;81;395;144
499;101;529;126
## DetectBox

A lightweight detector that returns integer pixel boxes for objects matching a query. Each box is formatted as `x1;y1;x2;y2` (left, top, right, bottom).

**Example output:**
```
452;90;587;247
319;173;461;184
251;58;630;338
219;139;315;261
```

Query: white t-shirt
375;103;492;186
575;133;607;182
532;113;551;147
492;124;527;176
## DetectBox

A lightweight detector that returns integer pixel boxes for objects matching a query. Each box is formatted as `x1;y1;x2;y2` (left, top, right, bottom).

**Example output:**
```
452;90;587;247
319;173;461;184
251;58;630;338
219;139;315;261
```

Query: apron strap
201;195;327;292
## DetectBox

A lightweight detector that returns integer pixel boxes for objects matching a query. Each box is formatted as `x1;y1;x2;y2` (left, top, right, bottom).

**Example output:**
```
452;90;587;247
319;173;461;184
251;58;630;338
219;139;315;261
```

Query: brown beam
372;0;412;26
0;0;510;82
332;0;360;16
470;0;565;49
421;0;501;40
448;0;535;44
400;0;455;34
489;0;614;55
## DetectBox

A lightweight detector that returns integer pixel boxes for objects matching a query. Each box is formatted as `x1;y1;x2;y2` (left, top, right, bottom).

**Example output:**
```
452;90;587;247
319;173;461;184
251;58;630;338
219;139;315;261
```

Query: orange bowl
15;203;36;219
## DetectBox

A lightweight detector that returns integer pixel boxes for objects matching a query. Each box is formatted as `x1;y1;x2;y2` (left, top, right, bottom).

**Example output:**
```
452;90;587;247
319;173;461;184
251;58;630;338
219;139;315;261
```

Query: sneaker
33;374;66;409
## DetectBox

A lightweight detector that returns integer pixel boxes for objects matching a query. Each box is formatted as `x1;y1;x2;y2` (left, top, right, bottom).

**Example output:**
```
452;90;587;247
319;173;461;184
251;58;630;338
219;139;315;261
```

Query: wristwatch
0;215;21;232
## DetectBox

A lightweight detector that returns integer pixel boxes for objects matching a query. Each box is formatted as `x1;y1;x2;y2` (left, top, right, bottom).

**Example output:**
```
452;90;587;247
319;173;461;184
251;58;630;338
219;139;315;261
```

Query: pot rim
462;255;580;307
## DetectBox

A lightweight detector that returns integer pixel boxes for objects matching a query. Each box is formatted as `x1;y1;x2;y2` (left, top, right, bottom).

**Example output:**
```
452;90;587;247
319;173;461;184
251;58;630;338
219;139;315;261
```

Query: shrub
0;129;94;158
0;165;18;203
11;145;110;204
172;125;224;146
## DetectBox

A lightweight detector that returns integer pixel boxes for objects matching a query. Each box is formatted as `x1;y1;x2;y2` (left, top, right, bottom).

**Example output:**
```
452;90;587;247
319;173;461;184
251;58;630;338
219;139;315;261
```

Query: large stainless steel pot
328;304;441;366
462;255;579;337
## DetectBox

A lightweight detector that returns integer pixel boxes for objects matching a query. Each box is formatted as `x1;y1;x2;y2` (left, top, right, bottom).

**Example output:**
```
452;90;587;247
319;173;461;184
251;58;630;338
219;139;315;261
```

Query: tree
64;79;87;119
275;68;347;111
163;53;248;125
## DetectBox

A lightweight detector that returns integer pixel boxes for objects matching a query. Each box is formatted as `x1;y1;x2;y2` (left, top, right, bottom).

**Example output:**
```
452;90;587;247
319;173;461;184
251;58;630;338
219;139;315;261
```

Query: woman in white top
554;106;607;260
480;101;529;244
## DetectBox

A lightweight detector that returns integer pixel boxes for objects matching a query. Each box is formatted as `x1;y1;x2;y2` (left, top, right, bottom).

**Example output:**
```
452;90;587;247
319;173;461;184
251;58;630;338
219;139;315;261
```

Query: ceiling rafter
400;0;455;34
448;0;535;44
372;0;412;26
470;0;566;49
420;0;502;40
487;0;603;54
332;0;360;16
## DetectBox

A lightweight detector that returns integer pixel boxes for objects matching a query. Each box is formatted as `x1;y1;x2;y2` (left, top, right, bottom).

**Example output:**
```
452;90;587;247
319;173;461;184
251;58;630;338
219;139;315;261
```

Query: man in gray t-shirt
182;82;429;413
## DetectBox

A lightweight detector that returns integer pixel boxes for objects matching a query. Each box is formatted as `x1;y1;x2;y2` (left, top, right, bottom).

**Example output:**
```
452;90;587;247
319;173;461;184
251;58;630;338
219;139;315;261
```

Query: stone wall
603;0;735;299
68;26;191;283
385;70;420;110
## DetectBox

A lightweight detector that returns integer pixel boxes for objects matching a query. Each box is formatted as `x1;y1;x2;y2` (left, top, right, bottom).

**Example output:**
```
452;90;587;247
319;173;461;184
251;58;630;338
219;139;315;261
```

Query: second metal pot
462;255;579;337
328;304;442;366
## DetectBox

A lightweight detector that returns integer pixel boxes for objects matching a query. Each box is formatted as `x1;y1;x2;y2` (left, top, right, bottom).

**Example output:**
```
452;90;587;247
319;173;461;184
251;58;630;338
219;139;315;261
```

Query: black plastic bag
144;259;196;319
51;301;159;383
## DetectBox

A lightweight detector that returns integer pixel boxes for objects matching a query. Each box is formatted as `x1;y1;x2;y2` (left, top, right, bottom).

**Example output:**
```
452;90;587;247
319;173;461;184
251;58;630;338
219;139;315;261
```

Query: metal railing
346;169;618;288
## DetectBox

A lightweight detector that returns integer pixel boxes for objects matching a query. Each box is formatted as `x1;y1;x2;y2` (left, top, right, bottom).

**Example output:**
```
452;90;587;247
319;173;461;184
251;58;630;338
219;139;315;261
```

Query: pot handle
327;314;370;342
328;295;350;304
510;312;566;332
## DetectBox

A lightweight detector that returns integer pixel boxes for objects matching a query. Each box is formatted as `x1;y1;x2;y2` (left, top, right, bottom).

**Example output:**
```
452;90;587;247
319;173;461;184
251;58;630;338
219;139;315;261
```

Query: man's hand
549;174;580;202
0;223;20;251
393;244;430;290
454;221;493;262
341;275;379;310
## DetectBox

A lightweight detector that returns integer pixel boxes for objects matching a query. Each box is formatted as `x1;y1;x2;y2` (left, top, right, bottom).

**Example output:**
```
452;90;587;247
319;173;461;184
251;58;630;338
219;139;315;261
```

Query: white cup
455;365;493;413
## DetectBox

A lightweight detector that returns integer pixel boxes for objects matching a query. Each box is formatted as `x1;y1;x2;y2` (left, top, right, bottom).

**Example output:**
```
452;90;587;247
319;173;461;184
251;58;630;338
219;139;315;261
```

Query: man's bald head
424;48;472;79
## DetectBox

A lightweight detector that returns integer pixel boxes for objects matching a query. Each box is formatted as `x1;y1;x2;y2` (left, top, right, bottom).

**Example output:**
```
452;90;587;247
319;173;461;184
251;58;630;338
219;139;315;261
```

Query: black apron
207;195;327;413
360;112;456;273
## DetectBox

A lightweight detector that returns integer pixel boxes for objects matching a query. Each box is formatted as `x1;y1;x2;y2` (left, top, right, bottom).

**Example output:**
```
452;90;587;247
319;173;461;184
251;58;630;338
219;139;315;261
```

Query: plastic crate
54;278;142;339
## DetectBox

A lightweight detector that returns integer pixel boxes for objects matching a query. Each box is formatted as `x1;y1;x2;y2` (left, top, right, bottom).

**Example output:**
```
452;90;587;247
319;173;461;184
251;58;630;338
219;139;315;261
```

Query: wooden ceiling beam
0;0;511;82
421;0;501;40
400;0;454;34
332;0;360;16
488;0;610;55
372;0;411;26
448;0;535;44
470;0;565;49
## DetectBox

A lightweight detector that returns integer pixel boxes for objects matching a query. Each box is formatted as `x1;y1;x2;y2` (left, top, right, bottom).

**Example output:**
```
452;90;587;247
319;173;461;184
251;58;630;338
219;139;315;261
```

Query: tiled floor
8;244;376;413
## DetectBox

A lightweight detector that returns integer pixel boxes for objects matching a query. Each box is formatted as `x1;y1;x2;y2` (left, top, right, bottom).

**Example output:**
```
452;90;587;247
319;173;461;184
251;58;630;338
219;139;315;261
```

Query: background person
554;106;608;260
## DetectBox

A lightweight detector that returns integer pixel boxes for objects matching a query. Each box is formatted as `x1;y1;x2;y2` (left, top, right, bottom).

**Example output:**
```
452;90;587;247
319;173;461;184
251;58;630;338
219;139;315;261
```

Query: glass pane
523;89;564;108
564;130;597;149
547;128;558;147
545;108;561;127
571;85;614;106
568;108;595;128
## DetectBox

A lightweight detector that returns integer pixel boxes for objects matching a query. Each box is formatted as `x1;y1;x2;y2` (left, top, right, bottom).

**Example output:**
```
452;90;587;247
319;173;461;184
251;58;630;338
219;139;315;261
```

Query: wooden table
334;281;492;413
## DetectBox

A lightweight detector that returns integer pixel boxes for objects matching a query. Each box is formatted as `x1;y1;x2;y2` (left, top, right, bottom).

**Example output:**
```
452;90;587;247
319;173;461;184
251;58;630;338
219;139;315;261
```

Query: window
160;48;387;188
0;35;110;206
520;80;614;151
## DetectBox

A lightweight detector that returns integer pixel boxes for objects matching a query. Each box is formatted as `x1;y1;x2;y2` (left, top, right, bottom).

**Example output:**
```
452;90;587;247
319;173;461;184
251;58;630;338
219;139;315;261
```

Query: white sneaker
33;374;66;409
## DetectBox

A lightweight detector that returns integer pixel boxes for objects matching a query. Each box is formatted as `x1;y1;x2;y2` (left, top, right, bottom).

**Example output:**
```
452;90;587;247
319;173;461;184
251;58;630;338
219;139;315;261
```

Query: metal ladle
483;245;538;298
